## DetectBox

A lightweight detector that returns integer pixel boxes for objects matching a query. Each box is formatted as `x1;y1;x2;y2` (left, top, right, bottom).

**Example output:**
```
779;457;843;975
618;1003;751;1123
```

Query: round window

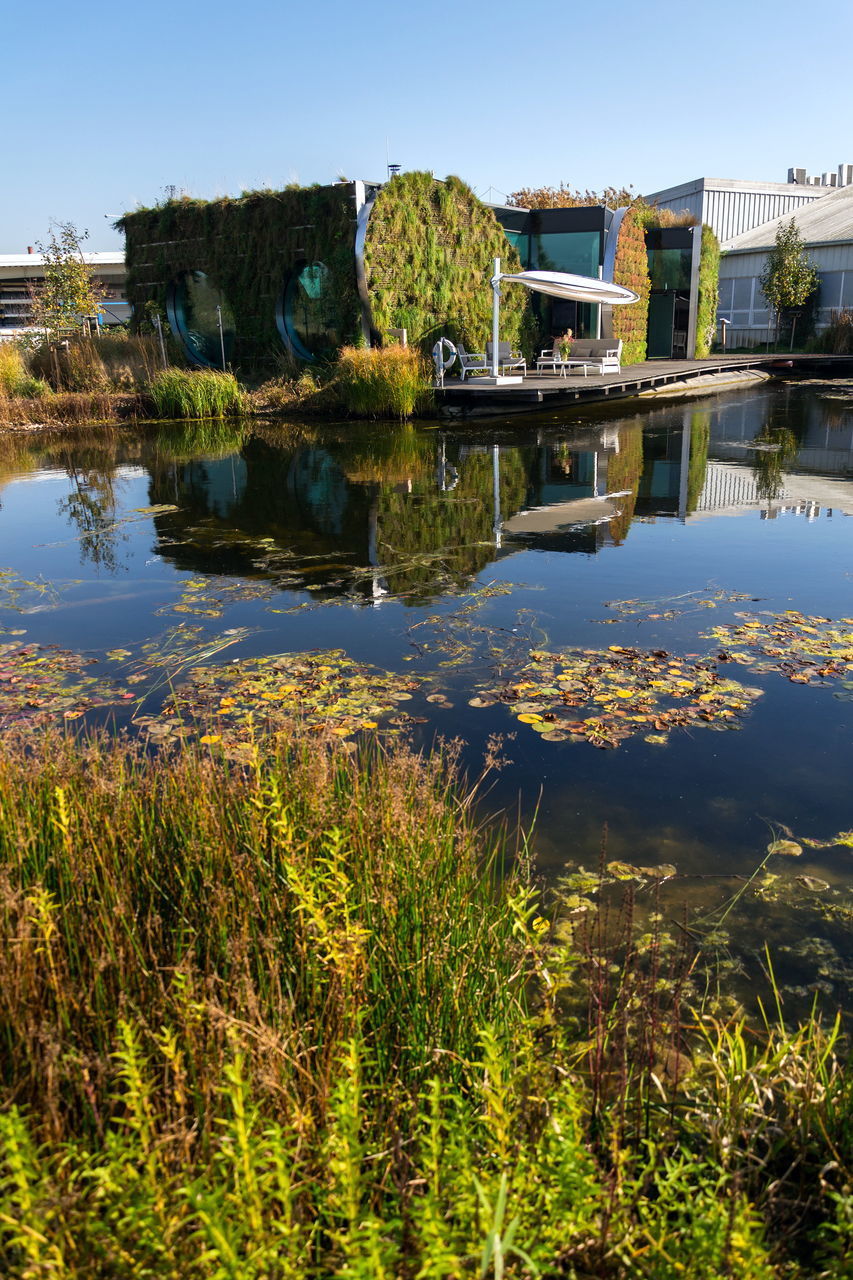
277;262;338;360
167;271;235;368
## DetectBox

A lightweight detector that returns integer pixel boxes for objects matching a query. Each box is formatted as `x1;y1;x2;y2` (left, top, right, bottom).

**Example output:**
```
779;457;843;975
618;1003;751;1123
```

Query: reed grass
1;730;852;1276
334;345;434;419
148;367;244;418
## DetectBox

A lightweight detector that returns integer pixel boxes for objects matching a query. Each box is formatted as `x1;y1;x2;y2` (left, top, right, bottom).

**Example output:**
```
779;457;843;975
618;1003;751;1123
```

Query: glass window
820;272;843;310
167;271;235;368
717;278;734;313
732;278;752;310
647;247;691;291
532;231;600;276
277;261;338;361
841;273;853;309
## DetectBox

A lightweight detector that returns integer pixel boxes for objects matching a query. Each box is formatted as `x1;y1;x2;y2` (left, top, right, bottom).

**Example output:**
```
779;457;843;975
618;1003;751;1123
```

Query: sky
5;0;853;252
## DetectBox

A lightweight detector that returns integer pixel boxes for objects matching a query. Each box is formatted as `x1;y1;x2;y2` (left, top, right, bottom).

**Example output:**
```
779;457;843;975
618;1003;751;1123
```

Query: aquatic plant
148;367;243;419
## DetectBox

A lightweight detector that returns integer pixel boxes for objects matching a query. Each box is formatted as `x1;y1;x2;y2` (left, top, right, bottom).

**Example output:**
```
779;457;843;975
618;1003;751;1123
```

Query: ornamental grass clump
334;345;433;419
148;367;243;418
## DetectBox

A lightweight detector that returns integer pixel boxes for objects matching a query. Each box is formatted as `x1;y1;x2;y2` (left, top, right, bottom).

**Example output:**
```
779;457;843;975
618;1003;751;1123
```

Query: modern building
0;250;128;335
646;164;853;348
643;174;826;243
718;182;853;346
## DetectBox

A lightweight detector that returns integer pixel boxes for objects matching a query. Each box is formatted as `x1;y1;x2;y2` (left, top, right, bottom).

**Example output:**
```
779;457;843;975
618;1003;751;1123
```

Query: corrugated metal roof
0;251;124;267
723;185;853;252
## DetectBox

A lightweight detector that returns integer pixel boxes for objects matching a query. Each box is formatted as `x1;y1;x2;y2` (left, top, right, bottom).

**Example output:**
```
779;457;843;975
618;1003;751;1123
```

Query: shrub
0;343;34;396
334;344;433;418
811;309;853;354
148;367;243;418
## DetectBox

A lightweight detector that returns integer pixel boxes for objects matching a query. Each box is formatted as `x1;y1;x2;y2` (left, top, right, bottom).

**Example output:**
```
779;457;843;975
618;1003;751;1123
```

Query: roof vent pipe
27;245;33;254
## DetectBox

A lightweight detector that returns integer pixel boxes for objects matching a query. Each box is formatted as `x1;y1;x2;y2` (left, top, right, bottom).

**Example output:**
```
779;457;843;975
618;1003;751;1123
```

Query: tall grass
1;730;853;1275
335;344;434;418
148;367;244;418
28;332;167;392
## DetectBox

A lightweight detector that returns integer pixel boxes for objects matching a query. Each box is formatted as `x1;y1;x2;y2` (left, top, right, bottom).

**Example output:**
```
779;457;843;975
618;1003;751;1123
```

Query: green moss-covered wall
695;225;720;358
119;185;363;372
362;172;531;354
612;207;650;364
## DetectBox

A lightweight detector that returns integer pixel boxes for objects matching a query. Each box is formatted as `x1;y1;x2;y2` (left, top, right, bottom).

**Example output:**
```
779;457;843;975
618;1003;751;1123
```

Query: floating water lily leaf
707;611;853;683
801;830;853;850
168;648;423;746
469;644;762;749
0;642;131;731
767;839;802;857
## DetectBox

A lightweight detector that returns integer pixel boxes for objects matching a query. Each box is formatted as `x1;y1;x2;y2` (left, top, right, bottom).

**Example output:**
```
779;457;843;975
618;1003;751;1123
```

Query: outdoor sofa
536;339;623;377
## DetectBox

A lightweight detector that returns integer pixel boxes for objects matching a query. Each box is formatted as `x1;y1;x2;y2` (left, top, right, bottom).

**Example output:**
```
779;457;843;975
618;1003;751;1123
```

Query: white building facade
646;166;853;349
0;250;128;337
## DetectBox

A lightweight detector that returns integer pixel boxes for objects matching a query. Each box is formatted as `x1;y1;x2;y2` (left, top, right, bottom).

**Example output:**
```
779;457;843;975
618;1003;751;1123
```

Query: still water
2;381;853;1003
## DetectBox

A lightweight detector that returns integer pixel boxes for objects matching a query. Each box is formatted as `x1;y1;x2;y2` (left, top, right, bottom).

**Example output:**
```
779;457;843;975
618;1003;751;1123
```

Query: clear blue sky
7;0;853;251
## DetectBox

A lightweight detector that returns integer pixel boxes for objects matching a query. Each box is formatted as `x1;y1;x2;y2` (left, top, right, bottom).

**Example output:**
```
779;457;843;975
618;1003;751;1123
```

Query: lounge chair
486;341;527;376
455;344;489;380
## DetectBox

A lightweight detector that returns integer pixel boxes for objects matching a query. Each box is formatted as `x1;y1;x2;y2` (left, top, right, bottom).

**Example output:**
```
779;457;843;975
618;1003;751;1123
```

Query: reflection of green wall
376;449;531;600
145;433;533;603
605;425;643;543
687;411;710;514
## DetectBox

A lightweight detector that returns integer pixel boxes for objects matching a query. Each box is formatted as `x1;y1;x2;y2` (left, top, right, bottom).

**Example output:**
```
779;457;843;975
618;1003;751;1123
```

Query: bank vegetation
1;725;852;1277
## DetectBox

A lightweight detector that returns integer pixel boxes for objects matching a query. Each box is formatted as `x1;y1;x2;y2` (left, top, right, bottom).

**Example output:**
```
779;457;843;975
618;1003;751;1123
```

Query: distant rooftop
723;181;853;252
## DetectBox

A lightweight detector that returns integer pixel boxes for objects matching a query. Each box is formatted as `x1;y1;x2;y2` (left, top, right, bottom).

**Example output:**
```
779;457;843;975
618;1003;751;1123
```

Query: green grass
148;367;244;418
334;344;434;418
2;730;853;1276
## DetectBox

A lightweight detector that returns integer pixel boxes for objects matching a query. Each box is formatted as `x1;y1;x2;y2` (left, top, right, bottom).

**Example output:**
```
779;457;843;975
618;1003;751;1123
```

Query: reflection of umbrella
503;492;632;535
487;257;639;379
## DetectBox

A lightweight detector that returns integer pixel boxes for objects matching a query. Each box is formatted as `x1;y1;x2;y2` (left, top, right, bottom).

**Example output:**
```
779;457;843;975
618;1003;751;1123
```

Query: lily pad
469;644;762;750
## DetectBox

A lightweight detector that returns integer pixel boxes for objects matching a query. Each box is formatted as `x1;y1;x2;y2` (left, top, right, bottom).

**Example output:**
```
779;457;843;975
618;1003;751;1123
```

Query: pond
2;380;853;1007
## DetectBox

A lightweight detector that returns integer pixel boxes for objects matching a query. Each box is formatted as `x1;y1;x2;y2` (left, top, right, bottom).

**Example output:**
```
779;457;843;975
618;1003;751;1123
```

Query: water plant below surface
148;367;243;419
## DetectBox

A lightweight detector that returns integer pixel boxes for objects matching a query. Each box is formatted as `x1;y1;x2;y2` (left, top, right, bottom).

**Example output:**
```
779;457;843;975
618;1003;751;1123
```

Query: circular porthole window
167;271;236;368
276;261;338;360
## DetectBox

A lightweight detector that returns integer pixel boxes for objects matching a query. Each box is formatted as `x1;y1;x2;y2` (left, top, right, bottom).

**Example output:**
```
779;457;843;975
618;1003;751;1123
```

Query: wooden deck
436;354;853;417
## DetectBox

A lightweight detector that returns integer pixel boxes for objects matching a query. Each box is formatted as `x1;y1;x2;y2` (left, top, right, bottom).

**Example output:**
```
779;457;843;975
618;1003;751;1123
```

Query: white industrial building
646;165;853;349
0;250;128;336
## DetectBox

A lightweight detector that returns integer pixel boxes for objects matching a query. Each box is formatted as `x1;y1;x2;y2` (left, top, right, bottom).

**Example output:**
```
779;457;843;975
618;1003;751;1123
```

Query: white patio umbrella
487;258;639;379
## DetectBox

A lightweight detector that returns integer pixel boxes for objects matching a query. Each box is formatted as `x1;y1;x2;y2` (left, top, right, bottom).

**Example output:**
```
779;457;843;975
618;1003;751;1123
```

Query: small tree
29;221;104;344
760;218;818;349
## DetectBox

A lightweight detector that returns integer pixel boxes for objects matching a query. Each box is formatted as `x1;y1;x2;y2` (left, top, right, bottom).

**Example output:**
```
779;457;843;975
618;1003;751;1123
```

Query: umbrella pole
491;257;500;377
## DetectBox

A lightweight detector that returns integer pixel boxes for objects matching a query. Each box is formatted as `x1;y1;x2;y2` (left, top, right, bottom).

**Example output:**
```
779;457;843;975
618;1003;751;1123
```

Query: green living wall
695;224;720;357
612;207;651;364
362;172;531;355
119;186;365;373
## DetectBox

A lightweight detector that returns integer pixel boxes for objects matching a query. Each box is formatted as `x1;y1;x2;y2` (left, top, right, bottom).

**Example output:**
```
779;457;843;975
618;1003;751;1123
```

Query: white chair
486;341;527;376
455;344;489;380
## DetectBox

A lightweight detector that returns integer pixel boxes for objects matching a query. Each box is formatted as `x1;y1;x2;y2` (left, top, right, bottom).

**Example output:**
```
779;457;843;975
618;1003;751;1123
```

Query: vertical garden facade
119;173;717;371
119;174;528;374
